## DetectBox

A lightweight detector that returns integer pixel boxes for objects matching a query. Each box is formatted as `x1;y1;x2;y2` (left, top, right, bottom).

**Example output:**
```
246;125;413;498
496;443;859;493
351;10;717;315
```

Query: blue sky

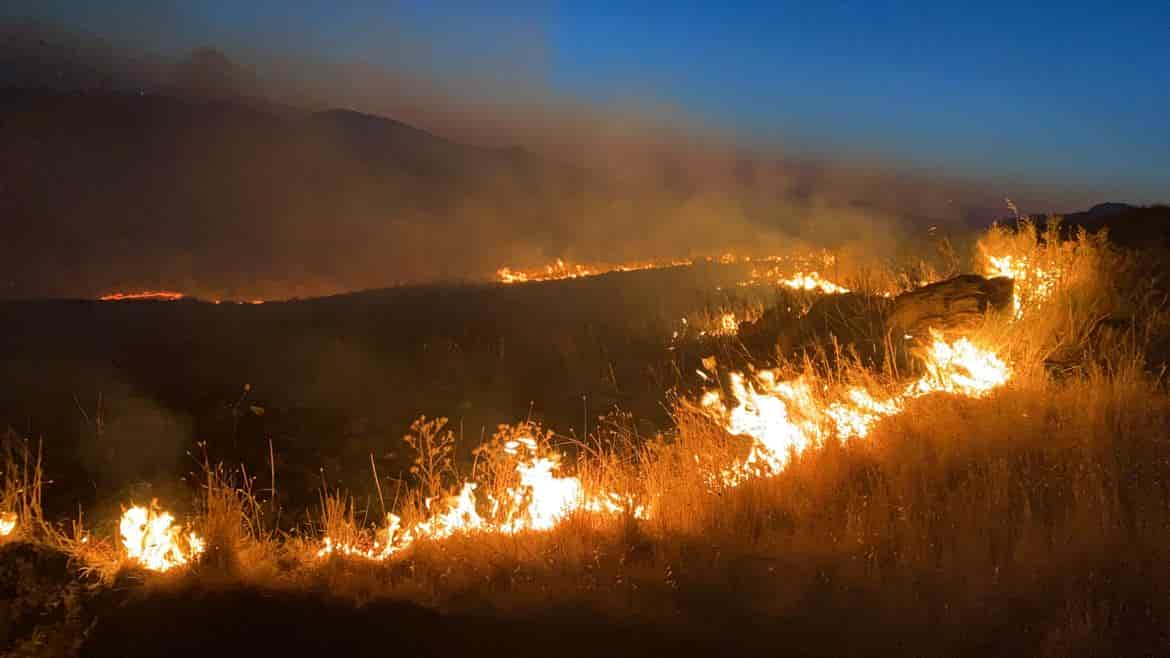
8;1;1169;203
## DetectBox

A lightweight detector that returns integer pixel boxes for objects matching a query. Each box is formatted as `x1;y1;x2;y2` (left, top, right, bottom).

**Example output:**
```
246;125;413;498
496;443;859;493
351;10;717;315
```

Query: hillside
0;88;590;300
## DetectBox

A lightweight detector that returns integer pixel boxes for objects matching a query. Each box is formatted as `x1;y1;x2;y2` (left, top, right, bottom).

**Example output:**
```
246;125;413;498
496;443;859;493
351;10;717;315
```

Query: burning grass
4;221;1170;656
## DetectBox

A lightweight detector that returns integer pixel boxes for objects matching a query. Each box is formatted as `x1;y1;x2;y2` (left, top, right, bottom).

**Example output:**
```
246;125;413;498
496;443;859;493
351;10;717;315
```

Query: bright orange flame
701;331;1011;485
737;252;854;294
119;503;204;571
0;511;15;537
318;434;647;561
99;291;185;302
779;272;851;294
981;254;1057;319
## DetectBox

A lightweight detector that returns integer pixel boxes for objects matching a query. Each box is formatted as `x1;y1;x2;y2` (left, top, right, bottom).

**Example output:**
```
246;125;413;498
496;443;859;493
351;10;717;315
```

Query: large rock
736;275;1014;365
887;275;1013;338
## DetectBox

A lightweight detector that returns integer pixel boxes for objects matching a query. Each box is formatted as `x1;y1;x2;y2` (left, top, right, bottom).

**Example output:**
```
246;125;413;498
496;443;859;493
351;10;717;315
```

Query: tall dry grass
293;220;1170;653
1;434;54;543
5;221;1170;655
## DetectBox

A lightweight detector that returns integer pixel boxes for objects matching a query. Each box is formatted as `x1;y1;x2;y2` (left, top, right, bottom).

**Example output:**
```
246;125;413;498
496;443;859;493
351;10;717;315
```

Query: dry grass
1;435;50;542
193;460;281;580
291;362;1170;655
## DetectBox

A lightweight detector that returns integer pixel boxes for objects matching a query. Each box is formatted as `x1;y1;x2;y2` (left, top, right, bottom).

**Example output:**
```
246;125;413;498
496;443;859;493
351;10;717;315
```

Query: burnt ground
0;553;969;658
5;540;1165;658
0;539;860;658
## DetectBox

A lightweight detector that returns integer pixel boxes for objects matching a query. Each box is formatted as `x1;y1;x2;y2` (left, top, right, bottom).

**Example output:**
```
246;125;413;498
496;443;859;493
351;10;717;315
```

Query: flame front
701;332;1011;485
779;271;851;295
0;511;15;537
318;434;647;561
119;504;205;571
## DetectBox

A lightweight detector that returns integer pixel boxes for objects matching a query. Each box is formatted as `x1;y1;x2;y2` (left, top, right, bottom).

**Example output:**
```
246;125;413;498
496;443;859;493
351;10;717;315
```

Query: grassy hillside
2;219;1170;656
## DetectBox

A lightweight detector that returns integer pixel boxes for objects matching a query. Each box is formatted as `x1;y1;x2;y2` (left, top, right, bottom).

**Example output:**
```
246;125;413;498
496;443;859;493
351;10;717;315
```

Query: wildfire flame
981;254;1057;319
318;434;647;561
778;271;851;295
701;332;1011;484
99;291;185;302
497;254;856;301
0;511;15;537
119;503;205;572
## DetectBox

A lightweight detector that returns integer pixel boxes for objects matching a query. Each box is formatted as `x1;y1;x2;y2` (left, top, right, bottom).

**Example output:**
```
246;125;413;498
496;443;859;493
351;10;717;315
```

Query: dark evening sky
6;1;1168;204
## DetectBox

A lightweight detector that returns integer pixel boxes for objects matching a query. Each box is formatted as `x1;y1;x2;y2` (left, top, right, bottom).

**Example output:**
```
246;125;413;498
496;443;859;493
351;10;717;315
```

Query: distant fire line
496;254;852;294
97;291;268;305
98;291;185;302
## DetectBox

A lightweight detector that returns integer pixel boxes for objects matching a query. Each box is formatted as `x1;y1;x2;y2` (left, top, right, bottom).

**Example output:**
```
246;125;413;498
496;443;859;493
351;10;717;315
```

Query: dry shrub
403;416;457;502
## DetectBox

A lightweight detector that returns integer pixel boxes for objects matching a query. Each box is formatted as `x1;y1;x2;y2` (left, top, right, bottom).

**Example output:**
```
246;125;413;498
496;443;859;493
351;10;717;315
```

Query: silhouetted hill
1002;203;1170;249
1059;203;1170;248
2;82;1161;302
0;88;593;299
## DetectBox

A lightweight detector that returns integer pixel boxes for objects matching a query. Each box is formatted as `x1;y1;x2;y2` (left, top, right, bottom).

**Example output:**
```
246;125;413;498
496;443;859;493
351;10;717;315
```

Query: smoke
0;19;1084;300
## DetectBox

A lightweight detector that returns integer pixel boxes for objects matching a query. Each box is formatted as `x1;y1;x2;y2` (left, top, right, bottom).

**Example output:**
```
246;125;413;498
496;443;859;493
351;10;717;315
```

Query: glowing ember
99;290;185;302
119;503;204;572
701;332;1011;484
318;432;647;561
0;511;15;537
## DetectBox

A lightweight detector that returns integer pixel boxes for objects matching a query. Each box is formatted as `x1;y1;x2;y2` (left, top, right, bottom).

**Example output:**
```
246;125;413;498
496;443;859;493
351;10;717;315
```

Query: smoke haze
0;19;1111;300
